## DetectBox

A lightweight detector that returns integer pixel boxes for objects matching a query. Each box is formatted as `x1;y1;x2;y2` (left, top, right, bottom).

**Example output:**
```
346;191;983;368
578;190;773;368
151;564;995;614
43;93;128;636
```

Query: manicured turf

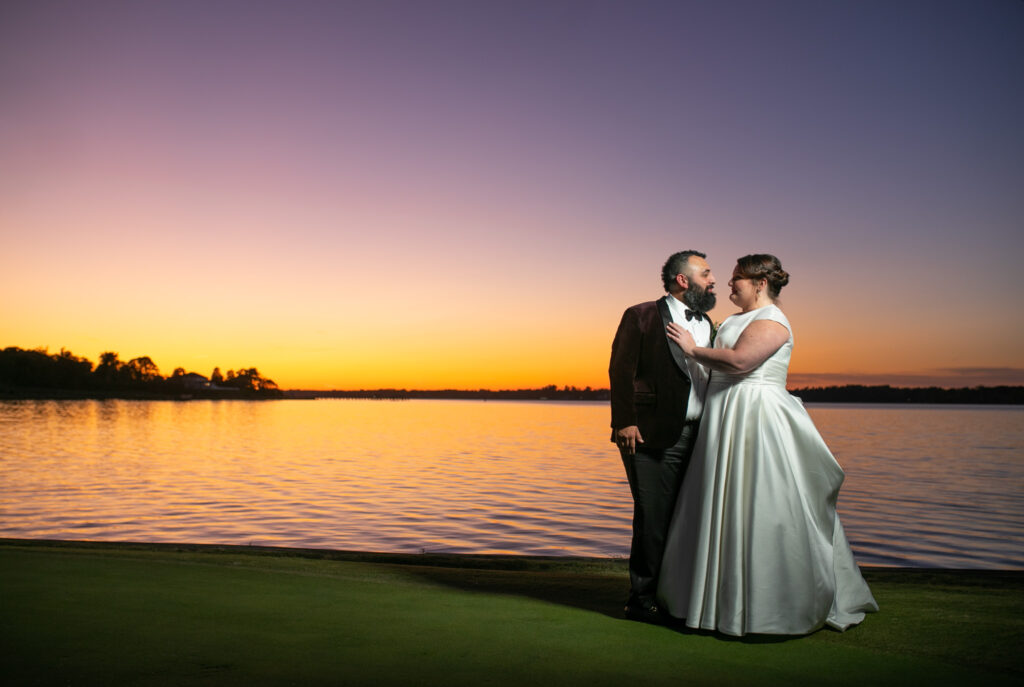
1;540;1021;686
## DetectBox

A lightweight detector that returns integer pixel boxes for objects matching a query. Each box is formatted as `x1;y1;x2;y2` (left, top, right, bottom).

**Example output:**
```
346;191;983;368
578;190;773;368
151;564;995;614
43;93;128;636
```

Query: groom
609;250;716;623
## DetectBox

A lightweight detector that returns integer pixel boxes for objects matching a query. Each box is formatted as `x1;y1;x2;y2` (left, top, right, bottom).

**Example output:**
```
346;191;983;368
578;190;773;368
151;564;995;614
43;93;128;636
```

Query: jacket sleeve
609;307;641;430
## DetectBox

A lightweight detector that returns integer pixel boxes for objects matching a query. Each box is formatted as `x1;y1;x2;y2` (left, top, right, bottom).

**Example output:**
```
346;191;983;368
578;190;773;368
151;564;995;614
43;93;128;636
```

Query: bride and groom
609;250;877;636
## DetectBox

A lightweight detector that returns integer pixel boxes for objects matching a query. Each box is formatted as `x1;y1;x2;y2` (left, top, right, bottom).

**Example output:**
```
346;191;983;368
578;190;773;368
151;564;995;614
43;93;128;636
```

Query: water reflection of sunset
2;400;1021;568
1;400;630;555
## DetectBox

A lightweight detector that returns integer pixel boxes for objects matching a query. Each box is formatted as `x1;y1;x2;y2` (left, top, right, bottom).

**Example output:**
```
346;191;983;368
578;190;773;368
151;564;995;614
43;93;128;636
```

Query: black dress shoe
624;602;666;625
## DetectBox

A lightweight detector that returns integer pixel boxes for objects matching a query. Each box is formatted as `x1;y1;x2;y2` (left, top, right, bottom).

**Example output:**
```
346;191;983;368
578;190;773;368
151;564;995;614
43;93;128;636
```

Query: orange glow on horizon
2;2;1022;392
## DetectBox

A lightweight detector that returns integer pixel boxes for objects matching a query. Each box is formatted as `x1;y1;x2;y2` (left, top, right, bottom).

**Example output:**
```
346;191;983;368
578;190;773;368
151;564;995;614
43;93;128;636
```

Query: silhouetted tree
94;351;122;386
53;348;94;388
224;367;278;392
0;347;91;389
0;346;283;398
123;356;161;385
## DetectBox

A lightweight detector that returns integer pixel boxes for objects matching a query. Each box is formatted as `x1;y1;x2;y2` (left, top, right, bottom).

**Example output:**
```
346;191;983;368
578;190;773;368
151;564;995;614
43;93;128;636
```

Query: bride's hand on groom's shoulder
667;323;696;355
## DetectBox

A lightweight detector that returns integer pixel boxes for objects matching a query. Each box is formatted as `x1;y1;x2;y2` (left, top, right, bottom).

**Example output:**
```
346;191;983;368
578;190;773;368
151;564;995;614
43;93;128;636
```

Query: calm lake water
1;399;1021;569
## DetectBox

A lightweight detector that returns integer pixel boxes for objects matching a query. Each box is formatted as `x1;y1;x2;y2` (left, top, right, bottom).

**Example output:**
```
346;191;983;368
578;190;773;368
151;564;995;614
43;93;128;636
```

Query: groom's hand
616;426;644;455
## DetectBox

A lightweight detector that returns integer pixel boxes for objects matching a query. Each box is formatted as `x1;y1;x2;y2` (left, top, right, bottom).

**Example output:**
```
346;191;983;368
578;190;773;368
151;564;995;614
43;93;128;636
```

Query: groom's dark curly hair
661;250;707;292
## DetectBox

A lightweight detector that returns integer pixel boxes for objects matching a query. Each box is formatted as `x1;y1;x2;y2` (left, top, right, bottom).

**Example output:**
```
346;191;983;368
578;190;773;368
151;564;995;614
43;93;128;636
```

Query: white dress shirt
665;294;712;421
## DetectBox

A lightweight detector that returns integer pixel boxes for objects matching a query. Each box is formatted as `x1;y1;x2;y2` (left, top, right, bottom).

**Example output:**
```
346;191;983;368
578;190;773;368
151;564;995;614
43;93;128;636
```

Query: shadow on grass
399;559;1024;647
396;558;806;644
400;561;627;617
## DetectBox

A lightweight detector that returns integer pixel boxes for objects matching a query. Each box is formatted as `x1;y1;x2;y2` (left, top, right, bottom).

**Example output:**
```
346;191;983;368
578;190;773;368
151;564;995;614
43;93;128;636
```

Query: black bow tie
685;309;706;322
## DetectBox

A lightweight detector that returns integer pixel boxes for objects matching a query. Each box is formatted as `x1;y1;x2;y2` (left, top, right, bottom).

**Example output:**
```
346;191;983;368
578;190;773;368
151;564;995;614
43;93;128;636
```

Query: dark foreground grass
1;539;1021;686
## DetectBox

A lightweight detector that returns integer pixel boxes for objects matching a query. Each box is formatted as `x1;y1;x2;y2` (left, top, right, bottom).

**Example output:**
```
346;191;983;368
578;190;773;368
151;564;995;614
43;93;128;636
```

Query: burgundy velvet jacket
608;296;693;451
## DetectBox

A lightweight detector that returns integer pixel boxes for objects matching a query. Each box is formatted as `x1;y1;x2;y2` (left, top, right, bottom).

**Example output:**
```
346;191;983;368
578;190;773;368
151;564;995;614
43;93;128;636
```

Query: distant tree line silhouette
284;384;1022;404
3;348;1019;404
285;385;609;401
789;384;1023;404
0;347;282;399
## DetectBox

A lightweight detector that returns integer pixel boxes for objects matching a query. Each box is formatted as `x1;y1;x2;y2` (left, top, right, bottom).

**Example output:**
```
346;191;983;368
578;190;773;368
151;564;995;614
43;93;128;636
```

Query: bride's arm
667;320;789;374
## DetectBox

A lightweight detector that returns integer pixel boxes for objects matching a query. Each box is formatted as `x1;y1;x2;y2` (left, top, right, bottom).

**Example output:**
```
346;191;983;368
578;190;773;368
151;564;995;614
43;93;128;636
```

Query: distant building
180;373;209;390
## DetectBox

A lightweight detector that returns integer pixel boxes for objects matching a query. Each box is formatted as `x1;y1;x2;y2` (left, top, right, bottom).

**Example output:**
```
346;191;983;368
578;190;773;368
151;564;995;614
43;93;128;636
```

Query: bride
657;254;877;636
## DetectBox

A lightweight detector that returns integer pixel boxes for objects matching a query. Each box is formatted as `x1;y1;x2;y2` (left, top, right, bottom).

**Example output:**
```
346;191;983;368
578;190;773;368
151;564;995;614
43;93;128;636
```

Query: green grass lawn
1;540;1021;686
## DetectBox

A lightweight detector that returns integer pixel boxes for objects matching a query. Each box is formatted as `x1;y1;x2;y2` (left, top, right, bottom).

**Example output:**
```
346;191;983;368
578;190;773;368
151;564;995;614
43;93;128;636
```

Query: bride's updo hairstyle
735;254;790;299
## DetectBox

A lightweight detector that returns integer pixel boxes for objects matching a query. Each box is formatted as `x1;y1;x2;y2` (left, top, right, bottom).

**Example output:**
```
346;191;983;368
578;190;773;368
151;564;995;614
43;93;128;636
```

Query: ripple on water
1;400;1021;568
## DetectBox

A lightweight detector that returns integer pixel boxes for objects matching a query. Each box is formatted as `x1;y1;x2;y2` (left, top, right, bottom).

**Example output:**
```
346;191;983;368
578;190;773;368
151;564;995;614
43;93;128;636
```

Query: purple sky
2;0;1022;388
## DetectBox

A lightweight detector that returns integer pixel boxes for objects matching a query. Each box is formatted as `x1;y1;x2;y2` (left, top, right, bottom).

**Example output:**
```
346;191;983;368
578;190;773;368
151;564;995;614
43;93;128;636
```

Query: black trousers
619;421;699;606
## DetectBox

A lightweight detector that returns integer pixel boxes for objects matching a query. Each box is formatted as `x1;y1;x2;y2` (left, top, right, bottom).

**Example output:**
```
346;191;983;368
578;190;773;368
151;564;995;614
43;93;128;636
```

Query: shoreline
3;394;1024;406
0;537;626;573
3;537;1022;581
3;385;1024;404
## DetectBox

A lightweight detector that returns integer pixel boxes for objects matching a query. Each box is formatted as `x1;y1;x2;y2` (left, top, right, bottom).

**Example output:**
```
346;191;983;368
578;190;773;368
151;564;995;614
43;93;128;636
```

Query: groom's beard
682;285;716;313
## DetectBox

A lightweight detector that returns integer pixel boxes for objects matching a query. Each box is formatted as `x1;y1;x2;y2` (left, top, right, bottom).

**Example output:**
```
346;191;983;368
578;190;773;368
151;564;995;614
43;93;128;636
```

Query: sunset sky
2;0;1022;390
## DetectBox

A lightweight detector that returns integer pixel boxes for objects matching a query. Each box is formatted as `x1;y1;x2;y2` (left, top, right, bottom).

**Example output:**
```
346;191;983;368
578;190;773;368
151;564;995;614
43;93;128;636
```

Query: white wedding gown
657;305;877;636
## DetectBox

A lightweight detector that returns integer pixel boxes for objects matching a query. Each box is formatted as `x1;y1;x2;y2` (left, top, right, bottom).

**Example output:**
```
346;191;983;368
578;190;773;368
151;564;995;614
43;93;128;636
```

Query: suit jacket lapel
658;296;691;380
